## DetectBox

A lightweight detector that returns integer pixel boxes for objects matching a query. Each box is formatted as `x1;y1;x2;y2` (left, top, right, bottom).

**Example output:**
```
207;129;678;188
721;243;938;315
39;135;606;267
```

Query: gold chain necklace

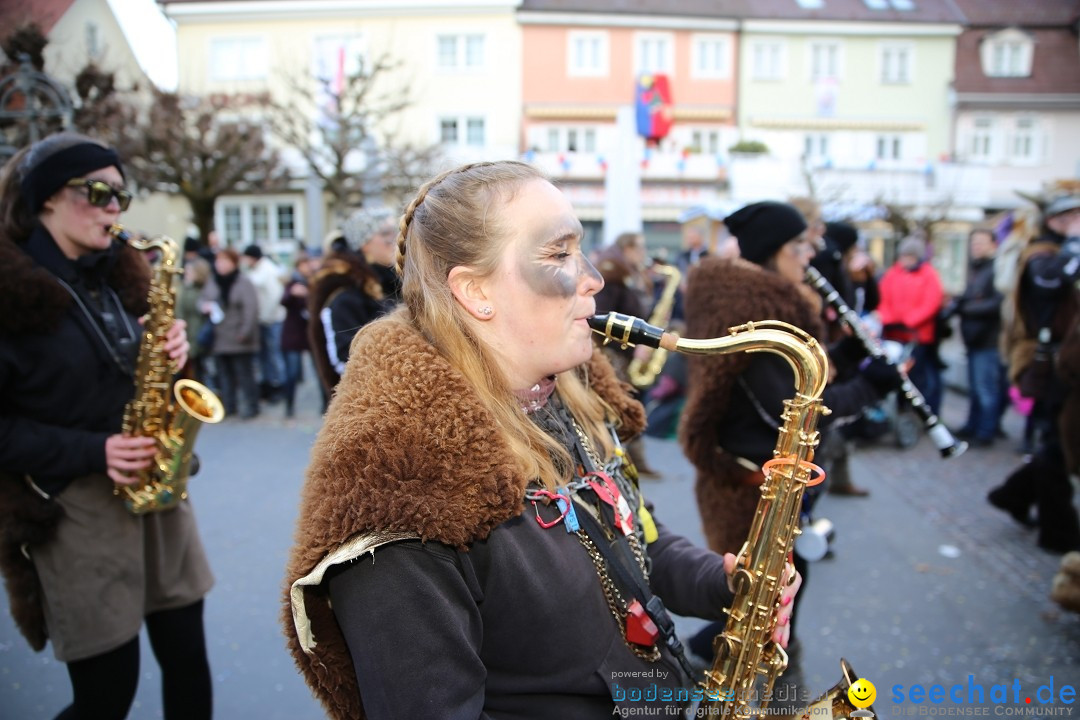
568;417;658;660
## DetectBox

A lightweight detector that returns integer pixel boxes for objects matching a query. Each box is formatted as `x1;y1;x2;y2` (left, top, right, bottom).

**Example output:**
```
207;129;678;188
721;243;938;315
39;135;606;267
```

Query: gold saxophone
111;225;225;515
589;312;870;720
626;263;681;388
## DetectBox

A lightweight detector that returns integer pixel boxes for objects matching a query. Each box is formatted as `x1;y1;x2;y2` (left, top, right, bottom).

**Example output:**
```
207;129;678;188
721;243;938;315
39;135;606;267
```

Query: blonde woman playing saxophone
284;161;800;720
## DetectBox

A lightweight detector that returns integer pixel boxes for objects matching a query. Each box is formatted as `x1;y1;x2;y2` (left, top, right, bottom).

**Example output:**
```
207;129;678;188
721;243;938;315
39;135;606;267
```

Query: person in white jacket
242;244;287;401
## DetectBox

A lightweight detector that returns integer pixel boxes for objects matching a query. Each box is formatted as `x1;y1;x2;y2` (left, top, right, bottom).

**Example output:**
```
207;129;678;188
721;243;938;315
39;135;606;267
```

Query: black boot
1036;465;1080;554
987;463;1038;528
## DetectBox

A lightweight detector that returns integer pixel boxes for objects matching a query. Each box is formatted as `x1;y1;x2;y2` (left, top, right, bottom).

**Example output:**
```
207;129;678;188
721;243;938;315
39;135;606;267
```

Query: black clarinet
805;266;967;459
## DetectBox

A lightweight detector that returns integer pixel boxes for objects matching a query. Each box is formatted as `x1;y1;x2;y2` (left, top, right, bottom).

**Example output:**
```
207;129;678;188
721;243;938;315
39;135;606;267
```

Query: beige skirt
30;474;215;662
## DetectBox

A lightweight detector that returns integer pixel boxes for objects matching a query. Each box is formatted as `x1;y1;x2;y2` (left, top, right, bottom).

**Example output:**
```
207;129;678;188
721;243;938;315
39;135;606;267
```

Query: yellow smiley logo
848;678;877;709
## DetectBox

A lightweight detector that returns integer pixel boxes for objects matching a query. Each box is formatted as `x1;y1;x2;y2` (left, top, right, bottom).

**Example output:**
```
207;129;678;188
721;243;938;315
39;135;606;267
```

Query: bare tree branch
265;50;441;221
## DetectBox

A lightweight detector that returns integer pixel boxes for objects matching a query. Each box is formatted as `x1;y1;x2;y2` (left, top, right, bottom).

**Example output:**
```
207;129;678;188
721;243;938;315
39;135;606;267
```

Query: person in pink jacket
877;236;946;415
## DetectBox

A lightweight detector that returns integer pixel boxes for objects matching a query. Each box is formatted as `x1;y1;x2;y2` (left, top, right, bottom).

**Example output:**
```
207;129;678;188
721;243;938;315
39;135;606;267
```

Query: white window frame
981;29;1034;78
543;125;599;154
567;30;609;77
809;40;843;82
804;133;830;162
879;42;914;85
875;133;903;161
967;115;997;164
751;39;787;81
217;197;302;249
209;36;269;82
439;115;486;147
1008;115;1042;165
313;34;366;84
435;33;486;72
690;128;723;155
634;31;675;77
691;34;731;79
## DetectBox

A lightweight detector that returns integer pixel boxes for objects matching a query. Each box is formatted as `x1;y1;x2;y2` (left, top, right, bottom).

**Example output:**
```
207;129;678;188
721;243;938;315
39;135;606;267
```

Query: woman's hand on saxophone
774;561;802;649
720;555;801;648
134;316;190;370
105;434;158;485
164;318;189;370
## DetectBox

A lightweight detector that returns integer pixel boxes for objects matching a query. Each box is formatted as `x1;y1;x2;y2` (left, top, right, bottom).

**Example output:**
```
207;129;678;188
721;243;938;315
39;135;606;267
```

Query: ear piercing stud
479;306;494;316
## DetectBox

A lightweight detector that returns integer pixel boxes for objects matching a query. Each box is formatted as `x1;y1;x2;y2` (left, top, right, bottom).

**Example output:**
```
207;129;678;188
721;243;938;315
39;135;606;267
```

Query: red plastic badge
625;599;659;647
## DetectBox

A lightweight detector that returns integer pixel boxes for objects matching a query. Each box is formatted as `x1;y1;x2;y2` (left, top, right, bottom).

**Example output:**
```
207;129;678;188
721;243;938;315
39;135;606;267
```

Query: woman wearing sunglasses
0;132;214;719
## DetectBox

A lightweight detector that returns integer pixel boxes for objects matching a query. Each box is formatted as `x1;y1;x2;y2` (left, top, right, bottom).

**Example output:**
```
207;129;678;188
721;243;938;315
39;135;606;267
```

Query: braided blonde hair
394;160;613;489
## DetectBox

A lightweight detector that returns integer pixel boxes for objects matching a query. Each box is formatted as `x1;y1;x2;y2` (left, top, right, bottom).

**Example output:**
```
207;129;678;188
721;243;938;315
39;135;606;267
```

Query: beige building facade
164;0;523;251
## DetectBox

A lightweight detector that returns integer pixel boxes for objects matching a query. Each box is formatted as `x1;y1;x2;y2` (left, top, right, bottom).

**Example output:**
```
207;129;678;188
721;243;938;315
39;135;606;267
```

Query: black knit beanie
724;201;808;265
20;142;125;213
825;221;859;253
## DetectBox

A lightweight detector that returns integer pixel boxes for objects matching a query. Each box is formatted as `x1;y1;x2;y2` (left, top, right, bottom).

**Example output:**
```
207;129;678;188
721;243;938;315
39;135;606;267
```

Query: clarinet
805;266;967;459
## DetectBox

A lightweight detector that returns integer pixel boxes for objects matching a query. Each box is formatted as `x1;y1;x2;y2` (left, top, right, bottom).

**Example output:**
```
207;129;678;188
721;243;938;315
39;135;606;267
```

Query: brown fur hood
0;230;149;335
678;257;823;473
283;312;644;719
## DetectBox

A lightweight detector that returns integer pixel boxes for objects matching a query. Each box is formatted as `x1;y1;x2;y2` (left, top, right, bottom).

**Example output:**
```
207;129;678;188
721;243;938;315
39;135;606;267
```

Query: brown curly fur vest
678;257;823;555
283;311;644;720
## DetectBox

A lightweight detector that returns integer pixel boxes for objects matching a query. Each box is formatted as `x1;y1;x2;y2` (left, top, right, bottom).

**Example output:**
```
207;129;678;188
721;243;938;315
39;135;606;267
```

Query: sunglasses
65;179;133;212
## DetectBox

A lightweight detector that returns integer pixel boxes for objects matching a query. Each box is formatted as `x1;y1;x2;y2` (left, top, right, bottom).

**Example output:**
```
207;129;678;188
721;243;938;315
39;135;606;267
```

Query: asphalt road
2;373;1077;719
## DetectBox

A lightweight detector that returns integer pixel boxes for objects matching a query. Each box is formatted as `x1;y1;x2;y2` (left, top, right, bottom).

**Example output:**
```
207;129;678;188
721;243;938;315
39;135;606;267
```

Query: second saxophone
111;225;225;514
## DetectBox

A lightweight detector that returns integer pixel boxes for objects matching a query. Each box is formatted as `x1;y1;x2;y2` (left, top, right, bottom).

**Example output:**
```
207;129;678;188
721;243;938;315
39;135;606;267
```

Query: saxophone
111;225;225;515
626;263;681;388
589;312;869;720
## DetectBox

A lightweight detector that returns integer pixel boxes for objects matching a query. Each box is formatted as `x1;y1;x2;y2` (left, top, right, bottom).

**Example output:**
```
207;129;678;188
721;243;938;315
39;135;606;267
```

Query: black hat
242;244;263;260
824;221;858;253
723;201;808;265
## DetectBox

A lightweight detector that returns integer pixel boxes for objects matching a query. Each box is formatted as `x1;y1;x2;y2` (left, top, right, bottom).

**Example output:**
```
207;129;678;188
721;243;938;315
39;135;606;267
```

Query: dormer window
981;28;1034;78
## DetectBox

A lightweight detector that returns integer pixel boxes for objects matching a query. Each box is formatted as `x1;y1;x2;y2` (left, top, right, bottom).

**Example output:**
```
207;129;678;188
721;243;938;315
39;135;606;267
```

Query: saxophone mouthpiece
108;223;130;242
588;313;668;350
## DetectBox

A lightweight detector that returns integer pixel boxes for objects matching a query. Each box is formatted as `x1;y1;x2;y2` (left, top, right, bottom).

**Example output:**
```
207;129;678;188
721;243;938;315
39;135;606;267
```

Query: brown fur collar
0;232;150;334
283;312;643;720
0;475;64;652
678;257;823;473
290;312;643;557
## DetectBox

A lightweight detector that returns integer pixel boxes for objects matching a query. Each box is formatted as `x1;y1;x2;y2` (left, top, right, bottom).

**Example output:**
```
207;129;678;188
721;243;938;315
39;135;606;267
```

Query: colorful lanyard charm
586;471;634;536
557;487;580;533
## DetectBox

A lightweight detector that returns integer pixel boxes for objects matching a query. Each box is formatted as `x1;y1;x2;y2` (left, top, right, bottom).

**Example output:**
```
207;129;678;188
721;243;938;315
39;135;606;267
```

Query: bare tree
1;24;286;241
118;89;289;241
877;194;955;241
265;52;440;221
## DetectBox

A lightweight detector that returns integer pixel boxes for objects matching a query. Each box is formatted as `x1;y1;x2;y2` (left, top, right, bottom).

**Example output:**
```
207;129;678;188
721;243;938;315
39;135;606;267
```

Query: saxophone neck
676;321;829;400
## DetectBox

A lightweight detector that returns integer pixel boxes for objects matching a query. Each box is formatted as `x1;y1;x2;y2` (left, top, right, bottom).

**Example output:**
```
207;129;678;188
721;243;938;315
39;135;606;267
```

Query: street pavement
2;369;1078;719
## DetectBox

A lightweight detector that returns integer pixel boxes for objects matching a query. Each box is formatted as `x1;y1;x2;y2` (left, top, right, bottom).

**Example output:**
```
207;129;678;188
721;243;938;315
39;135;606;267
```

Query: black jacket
955;257;1002;350
0;226;148;495
308;252;393;393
